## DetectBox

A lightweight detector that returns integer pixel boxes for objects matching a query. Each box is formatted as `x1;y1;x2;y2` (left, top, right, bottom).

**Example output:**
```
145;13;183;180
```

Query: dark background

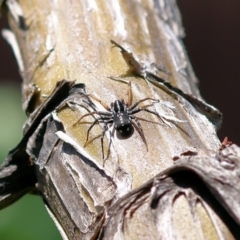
178;1;240;145
0;1;239;239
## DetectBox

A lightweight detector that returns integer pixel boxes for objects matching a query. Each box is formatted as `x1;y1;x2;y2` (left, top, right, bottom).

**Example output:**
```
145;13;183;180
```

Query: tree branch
1;0;240;239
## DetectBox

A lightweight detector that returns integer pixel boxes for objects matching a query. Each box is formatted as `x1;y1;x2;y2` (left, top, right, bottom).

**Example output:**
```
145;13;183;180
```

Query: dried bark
1;0;240;239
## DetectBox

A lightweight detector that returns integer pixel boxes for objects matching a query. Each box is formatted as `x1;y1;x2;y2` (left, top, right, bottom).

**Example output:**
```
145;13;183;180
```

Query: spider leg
138;102;156;109
84;133;102;147
83;116;112;144
83;118;100;145
87;93;111;111
82;117;113;160
84;118;111;147
127;81;133;107
103;127;115;166
101;123;108;160
110;40;126;52
99;119;114;160
135;116;163;125
128;97;159;111
131;108;165;124
73;111;112;126
131;116;148;151
73;111;98;126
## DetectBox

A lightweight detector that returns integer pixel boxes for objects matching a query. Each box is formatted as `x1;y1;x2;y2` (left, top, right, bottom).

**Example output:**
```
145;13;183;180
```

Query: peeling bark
1;0;240;239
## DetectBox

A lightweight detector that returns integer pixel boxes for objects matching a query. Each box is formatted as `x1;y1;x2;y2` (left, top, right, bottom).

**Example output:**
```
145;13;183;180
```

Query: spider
74;82;165;159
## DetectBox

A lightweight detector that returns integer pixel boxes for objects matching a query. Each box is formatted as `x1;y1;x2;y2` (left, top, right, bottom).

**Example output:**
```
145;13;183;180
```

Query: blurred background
0;1;239;239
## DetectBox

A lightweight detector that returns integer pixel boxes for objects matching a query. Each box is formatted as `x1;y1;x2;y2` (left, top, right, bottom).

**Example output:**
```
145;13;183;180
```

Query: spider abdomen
114;111;132;135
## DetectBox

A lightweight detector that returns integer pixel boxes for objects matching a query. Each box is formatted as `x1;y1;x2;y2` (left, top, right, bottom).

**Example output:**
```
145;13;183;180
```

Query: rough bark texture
1;0;240;239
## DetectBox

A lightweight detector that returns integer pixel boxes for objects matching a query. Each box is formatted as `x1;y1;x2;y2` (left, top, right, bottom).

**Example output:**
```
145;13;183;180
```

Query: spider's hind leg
128;97;159;111
82;118;100;146
131;116;148;151
101;123;108;161
100;119;113;161
137;108;166;125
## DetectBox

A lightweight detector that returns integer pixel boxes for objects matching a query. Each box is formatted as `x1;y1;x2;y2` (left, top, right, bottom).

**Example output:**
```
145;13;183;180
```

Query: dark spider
74;82;165;159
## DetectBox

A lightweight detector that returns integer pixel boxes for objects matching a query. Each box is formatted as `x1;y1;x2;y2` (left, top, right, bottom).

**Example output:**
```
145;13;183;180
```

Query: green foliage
0;84;61;240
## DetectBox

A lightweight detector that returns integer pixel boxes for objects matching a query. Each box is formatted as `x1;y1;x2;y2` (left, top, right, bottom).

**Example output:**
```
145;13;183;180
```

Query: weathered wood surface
1;0;240;239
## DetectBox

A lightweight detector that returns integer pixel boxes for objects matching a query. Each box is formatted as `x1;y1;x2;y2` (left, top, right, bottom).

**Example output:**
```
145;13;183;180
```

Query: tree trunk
1;0;240;239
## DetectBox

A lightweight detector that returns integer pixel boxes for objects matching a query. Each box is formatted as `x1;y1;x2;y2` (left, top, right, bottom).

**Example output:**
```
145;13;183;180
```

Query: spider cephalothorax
74;82;164;159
